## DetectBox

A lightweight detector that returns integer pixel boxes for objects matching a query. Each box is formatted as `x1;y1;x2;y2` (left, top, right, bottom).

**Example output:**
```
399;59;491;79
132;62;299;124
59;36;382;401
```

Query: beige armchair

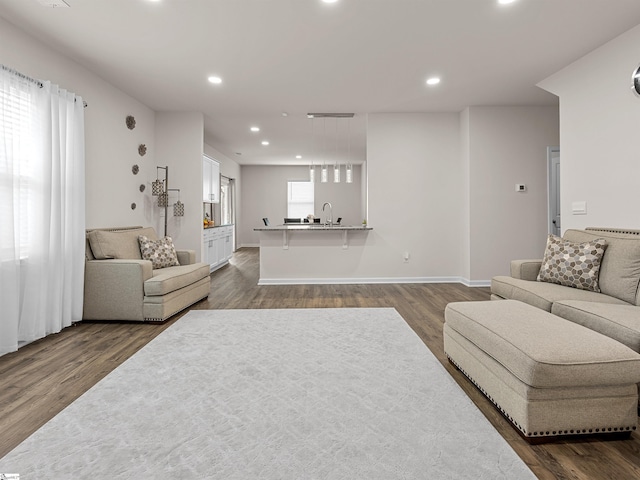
83;226;210;322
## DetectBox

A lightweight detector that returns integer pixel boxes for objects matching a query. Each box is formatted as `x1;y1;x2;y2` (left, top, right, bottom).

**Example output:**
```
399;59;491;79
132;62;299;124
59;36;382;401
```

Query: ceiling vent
307;113;354;119
36;0;70;7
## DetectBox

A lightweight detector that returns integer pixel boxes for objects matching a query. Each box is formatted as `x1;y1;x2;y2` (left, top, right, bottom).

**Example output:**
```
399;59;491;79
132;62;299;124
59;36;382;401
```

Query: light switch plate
572;201;587;215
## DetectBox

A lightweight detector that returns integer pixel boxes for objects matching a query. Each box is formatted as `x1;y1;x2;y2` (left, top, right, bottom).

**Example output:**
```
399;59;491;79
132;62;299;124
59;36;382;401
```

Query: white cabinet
203;229;217;272
203;156;220;203
203;225;234;273
221;226;233;262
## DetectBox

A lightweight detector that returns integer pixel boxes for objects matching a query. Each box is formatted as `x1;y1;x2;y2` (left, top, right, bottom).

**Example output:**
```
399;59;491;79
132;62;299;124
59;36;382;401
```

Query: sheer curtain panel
0;67;85;356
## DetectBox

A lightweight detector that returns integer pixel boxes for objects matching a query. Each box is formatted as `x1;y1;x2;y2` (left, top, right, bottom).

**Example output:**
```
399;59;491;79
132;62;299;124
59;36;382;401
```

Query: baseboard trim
460;279;491;288
258;276;491;286
239;243;260;248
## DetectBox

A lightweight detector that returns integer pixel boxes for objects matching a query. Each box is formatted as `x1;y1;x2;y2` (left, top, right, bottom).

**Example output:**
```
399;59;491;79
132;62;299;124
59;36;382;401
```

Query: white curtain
0;67;85;356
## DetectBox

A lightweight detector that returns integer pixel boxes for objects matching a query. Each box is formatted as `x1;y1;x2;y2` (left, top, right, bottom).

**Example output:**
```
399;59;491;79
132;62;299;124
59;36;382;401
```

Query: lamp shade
173;200;184;217
157;192;168;207
152;179;164;196
321;164;328;183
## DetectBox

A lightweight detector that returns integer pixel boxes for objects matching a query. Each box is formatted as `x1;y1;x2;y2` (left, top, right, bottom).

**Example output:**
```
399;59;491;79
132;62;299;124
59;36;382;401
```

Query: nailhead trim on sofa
447;355;637;438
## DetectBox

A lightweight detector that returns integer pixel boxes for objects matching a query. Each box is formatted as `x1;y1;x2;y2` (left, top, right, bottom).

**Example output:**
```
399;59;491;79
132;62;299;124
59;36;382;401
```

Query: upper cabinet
203;155;220;203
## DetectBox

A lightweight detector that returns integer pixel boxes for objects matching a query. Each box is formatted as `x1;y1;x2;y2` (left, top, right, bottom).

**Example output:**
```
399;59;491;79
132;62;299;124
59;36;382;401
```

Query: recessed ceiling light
207;76;222;84
498;0;517;4
426;77;441;86
281;112;289;117
250;126;260;132
322;0;339;3
296;155;302;159
261;141;270;146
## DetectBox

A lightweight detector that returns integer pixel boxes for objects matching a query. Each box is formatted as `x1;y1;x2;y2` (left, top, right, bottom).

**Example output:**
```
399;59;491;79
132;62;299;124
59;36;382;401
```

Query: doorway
547;147;560;236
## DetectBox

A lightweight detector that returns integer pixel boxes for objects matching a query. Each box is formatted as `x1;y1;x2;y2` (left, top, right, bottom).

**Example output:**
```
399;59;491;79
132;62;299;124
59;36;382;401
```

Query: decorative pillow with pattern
537;234;607;292
138;235;180;269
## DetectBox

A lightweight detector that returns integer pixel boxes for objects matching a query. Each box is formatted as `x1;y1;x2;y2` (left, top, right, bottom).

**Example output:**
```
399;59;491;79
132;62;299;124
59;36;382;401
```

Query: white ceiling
2;0;640;165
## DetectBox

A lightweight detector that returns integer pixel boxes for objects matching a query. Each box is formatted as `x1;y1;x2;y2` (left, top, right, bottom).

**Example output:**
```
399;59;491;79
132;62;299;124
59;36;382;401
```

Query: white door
548;147;561;236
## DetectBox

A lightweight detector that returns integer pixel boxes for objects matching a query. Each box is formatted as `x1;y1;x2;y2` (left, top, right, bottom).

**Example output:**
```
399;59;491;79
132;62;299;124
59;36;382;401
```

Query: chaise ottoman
444;300;640;442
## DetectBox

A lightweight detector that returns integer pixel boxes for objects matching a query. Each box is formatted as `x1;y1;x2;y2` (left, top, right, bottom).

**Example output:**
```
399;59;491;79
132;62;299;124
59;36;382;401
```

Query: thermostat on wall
515;184;526;192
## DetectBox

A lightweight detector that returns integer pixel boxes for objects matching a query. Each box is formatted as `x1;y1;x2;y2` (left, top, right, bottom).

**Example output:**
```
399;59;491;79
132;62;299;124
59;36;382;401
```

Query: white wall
155;112;204;259
240;165;363;247
2;14;565;285
539;24;640;231
466;106;559;280
365;113;465;280
0;16;157;229
460;109;471;281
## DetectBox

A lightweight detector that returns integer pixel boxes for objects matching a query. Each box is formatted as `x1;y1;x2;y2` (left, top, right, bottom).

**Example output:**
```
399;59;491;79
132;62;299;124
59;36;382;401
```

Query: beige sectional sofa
443;228;640;441
491;227;640;354
83;226;210;322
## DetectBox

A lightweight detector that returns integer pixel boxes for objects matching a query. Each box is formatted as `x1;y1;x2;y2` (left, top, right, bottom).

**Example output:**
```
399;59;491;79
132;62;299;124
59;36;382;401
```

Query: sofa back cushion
563;229;640;305
88;227;158;260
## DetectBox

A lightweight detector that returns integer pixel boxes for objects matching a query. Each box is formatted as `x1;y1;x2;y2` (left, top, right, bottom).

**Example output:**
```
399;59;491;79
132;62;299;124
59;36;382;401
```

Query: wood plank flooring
1;247;639;478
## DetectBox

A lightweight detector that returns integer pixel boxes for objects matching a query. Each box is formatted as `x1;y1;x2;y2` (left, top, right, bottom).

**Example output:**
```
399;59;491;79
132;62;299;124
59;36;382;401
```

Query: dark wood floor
1;247;639;479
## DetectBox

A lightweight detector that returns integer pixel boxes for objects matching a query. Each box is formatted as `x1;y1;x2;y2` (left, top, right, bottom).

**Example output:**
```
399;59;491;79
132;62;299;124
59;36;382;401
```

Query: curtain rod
1;64;88;108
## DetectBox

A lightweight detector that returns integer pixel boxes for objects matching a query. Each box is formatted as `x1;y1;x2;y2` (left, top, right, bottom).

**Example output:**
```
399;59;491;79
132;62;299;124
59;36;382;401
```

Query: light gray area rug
0;308;535;479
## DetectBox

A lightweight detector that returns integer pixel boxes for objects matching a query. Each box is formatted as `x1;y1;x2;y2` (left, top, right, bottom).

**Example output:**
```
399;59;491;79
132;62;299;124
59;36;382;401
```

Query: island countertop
254;224;372;231
254;224;373;283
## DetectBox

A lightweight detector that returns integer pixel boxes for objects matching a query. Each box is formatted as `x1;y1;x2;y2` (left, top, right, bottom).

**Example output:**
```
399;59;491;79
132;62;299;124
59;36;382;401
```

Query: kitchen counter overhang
254;224;372;249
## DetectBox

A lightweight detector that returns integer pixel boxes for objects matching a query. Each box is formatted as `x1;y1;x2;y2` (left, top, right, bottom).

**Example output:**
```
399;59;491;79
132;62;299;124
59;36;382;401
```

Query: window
0;75;35;260
220;176;234;225
287;181;314;219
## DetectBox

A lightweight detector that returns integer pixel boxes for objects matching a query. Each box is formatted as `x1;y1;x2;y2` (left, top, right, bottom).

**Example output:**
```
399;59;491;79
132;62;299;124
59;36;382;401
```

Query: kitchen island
253;224;373;284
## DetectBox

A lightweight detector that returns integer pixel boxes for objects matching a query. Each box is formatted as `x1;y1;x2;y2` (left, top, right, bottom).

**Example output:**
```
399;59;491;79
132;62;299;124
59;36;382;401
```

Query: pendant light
306;113;355;184
309;117;316;182
346;117;353;183
321;118;328;182
333;119;340;183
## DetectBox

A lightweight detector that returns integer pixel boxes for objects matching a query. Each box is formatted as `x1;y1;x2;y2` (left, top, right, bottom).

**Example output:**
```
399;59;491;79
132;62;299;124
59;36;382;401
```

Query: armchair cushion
88;227;157;260
138;235;180;269
144;263;211;296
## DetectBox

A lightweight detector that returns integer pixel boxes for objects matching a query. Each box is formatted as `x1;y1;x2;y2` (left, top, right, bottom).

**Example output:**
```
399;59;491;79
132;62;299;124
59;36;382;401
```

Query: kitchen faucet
322;202;333;226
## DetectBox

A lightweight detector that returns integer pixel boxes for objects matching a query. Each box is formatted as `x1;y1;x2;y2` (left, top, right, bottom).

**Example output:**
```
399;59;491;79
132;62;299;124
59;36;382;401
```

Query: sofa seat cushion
491;275;629;312
552;301;640;353
444;300;640;389
89;227;158;260
144;263;210;296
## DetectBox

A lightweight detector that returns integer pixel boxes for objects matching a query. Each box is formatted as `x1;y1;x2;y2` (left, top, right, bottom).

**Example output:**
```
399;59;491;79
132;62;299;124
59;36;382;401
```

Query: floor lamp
152;166;184;237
